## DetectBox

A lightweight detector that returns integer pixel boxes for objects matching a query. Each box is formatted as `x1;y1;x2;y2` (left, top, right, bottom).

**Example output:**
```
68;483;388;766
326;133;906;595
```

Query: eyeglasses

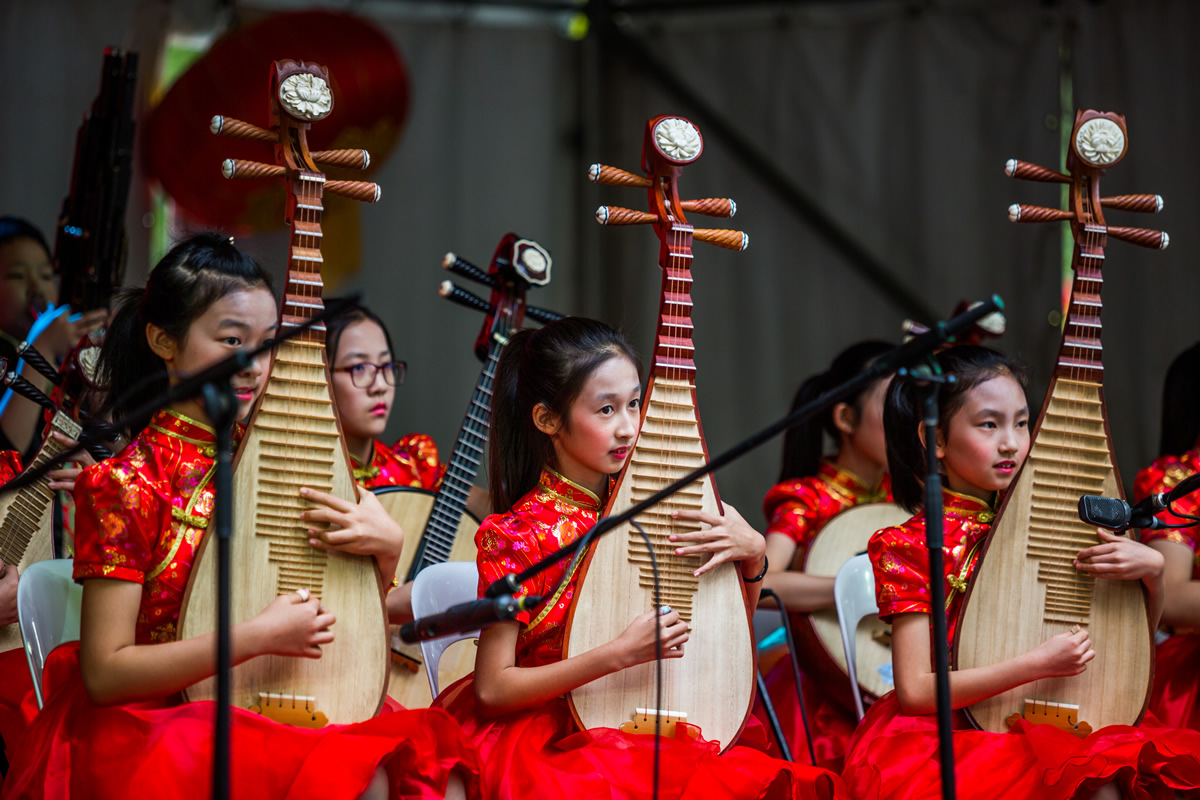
334;360;407;388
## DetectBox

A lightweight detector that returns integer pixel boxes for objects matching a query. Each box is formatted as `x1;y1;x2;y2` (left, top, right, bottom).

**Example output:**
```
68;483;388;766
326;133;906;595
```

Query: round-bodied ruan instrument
564;115;754;750
955;110;1167;735
179;60;387;726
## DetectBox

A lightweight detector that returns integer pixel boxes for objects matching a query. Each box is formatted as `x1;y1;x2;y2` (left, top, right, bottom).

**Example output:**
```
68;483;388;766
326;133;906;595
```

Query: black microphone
398;593;544;644
1077;495;1164;531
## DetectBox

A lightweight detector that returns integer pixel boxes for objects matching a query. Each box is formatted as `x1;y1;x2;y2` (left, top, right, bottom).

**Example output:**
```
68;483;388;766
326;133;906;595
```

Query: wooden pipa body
179;60;387;725
955;110;1168;735
0;411;81;651
797;502;909;703
380;234;553;707
565;116;754;750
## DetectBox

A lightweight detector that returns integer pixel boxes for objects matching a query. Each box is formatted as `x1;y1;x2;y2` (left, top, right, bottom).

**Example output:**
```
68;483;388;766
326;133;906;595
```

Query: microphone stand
896;361;957;800
484;296;1004;603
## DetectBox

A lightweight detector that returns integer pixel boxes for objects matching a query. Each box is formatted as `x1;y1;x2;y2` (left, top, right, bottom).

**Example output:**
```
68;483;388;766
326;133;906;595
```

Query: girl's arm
669;504;768;608
890;611;1094;715
301;485;405;588
473;609;689;717
79;579;335;706
759;533;835;612
1146;539;1200;628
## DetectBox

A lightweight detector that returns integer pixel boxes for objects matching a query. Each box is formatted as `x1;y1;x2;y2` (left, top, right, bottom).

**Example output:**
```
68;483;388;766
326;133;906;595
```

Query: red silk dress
841;489;1200;799
756;461;889;770
1136;447;1200;731
352;434;445;491
2;410;480;800
433;467;849;800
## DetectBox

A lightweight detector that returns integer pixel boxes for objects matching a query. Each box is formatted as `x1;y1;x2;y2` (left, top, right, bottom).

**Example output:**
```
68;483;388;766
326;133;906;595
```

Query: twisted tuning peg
16;342;62;385
1100;194;1163;214
222;159;285;180
680;198;736;218
442;253;497;289
1107;226;1169;250
324;180;381;203
310;149;370;170
588;164;651;188
693;229;749;251
439;281;494;315
525;306;565;325
1005;159;1069;184
210;116;274;142
596;207;656;226
1008;204;1072;224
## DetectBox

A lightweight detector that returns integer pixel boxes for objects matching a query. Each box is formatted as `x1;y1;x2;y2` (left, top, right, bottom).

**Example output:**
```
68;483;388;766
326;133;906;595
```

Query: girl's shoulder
1135;448;1200;499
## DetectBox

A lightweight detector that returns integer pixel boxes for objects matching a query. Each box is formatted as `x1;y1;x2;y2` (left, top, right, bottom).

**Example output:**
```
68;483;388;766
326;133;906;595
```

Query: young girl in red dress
841;345;1200;800
757;341;892;768
432;316;848;800
1134;341;1200;731
2;234;479;800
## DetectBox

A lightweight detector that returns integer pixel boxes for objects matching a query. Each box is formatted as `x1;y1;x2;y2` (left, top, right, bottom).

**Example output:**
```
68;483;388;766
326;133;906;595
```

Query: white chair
17;558;81;708
834;553;878;721
411;561;481;699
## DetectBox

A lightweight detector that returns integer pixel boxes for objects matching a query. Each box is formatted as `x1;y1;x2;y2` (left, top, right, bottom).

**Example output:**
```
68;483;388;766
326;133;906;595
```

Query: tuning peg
596;206;656;226
324;180;381;203
3;369;54;411
310;149;370;170
1100;194;1163;214
439;281;494;315
210;115;275;143
442;253;497;289
525;306;565;325
680;198;736;218
221;159;284;180
693;229;749;251
1005;159;1069;184
588;164;651;188
1007;204;1072;224
16;341;62;385
1107;226;1169;249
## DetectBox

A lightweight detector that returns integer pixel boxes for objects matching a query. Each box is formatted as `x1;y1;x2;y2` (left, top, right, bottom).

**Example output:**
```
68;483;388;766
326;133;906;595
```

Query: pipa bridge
621;707;697;739
251;692;329;729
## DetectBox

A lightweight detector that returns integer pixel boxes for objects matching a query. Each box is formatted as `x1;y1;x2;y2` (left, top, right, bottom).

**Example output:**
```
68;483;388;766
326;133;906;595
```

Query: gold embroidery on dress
539;467;602;512
148;456;218;581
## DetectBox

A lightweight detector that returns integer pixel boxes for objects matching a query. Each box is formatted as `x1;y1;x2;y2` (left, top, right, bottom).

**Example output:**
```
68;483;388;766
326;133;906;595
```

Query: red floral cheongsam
433;467;849;800
842;489;1200;799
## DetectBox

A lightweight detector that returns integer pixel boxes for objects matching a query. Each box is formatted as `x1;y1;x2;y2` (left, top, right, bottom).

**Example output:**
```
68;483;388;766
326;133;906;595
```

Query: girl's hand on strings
610;607;689;669
46;433;96;492
1029;626;1095;678
1074;530;1165;583
255;589;335;659
669;503;767;577
299;485;405;560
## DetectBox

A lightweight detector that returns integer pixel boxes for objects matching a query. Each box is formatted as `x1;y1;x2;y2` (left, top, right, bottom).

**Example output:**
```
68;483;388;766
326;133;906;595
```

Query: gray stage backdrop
2;0;1196;524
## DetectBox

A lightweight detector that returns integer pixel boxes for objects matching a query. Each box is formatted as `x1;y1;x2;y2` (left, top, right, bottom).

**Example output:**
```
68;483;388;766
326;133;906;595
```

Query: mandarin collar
538;466;606;513
149;408;217;442
819;459;888;503
943;487;996;524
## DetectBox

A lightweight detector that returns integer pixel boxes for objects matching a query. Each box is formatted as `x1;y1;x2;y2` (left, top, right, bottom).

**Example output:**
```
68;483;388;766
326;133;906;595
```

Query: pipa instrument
955;110;1167;735
564;115;754;749
379;233;559;706
178;60;386;726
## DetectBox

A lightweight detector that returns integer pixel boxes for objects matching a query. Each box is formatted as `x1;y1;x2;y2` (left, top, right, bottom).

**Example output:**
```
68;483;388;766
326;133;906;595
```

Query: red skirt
432;672;848;800
842;692;1200;799
2;644;480;800
753;648;857;771
0;647;37;788
1150;634;1200;731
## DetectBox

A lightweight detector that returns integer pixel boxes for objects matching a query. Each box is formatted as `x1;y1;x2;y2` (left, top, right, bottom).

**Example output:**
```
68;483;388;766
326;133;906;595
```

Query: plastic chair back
834;553;879;721
17;558;81;708
411;561;481;698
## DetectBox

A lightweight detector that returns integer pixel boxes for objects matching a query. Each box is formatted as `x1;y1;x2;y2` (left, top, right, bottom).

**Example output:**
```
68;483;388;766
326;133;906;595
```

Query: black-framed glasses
334;360;406;388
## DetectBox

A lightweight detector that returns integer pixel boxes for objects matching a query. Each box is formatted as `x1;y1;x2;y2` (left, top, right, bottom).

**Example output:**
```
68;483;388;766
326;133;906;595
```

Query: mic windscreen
1078;495;1130;529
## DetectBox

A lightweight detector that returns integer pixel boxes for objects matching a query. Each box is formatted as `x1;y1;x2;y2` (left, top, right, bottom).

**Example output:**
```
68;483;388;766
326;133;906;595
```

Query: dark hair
97;232;274;437
1158;342;1200;458
0;216;52;262
884;345;1028;513
489;317;642;513
778;340;892;482
325;300;395;365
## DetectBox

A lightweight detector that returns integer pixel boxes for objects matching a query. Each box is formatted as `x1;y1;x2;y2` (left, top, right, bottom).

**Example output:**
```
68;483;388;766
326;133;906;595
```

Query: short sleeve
474;513;541;624
392;433;445;491
0;450;21;483
869;525;931;622
72;459;162;584
762;479;823;546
